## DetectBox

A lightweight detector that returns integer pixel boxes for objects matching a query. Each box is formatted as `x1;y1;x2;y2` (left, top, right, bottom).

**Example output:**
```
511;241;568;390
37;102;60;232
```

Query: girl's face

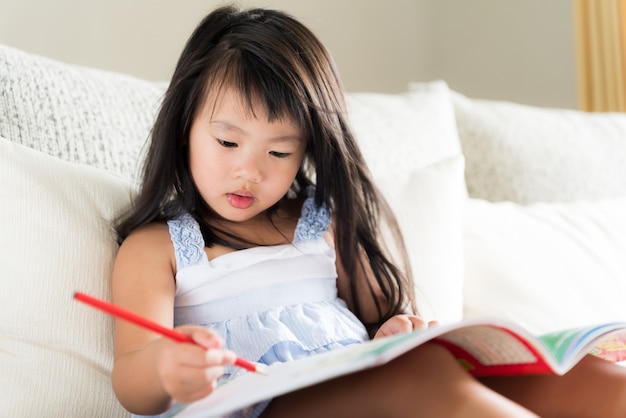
189;88;306;224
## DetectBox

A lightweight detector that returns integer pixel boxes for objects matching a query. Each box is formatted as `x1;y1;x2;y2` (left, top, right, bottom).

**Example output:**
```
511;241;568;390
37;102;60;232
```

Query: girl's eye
217;139;237;148
269;151;290;159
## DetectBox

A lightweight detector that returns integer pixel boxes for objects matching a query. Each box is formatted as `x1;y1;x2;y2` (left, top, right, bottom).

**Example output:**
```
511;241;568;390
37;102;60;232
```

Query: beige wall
0;0;577;108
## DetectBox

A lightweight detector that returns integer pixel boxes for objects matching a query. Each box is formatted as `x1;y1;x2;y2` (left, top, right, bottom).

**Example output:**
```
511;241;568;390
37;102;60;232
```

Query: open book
170;318;626;418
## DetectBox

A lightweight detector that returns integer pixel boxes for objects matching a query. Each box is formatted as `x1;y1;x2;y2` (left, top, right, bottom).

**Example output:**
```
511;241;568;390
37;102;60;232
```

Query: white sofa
2;43;626;417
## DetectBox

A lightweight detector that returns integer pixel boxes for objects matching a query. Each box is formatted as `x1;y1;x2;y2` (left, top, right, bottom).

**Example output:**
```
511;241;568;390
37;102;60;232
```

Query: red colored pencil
74;291;266;375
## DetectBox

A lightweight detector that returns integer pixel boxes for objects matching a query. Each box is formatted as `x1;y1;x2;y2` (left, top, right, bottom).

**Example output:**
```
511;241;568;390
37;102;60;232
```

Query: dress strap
167;213;208;270
294;186;331;243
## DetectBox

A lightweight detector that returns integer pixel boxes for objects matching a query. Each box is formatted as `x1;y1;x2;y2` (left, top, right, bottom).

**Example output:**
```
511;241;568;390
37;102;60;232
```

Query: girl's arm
110;223;234;415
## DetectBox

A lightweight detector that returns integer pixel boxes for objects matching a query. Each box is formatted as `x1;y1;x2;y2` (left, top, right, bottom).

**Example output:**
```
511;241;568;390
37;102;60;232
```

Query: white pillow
0;136;132;417
0;43;165;181
346;81;466;323
348;81;462;173
378;155;466;323
452;91;626;204
463;198;626;334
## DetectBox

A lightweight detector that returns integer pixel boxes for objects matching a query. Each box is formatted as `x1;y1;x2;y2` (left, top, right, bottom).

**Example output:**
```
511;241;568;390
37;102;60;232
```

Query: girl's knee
397;343;470;381
386;344;479;402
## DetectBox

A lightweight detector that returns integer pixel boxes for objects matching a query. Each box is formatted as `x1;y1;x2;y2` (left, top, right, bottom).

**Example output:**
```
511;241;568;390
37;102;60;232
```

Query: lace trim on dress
294;186;331;243
167;213;206;269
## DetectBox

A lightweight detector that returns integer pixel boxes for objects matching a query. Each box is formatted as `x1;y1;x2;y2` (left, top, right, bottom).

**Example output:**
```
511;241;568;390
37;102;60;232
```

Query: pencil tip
255;365;268;376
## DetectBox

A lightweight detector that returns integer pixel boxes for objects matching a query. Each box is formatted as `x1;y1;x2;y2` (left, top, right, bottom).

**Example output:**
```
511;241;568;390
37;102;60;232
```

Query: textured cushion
347;81;466;323
463;198;626;334
453;91;626;204
1;46;466;416
0;136;132;417
0;43;164;181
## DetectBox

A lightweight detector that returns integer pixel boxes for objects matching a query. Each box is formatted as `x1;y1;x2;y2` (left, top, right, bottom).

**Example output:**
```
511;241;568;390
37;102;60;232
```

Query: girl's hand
155;326;237;403
374;314;438;339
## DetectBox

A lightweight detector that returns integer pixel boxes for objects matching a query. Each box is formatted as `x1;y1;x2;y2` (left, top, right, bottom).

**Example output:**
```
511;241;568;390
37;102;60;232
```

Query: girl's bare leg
262;343;537;418
481;355;626;418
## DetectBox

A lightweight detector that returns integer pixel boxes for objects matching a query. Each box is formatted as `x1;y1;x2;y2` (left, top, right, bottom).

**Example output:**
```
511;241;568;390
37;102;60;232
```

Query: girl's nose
233;155;262;183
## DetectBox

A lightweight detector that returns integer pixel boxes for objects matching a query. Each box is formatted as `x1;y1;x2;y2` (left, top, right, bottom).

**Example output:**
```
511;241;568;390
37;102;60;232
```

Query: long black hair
116;5;416;334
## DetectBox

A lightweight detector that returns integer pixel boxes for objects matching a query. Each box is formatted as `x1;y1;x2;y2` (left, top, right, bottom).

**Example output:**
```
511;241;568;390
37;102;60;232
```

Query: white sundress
151;187;368;418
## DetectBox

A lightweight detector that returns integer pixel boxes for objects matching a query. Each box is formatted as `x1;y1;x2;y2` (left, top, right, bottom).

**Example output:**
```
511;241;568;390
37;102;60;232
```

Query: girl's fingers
158;333;234;369
170;342;236;368
158;341;232;402
176;325;223;349
406;315;429;330
204;346;237;366
165;364;224;403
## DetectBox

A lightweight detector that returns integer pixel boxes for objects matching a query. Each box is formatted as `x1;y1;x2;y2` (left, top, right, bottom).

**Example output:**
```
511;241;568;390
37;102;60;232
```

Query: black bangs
200;40;310;135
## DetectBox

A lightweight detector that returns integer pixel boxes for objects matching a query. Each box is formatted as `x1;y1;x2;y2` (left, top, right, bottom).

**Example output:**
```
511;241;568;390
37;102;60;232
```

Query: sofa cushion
375;154;465;323
0;43;164;181
1;42;467;415
347;81;466;323
0;136;131;417
463;197;626;334
452;91;626;204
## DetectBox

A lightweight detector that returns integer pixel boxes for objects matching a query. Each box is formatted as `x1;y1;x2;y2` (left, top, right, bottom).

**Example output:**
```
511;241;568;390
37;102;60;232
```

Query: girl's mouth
227;192;255;209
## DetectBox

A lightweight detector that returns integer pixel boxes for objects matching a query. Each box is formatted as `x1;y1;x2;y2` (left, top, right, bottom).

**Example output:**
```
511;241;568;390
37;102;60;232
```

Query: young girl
111;5;626;418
